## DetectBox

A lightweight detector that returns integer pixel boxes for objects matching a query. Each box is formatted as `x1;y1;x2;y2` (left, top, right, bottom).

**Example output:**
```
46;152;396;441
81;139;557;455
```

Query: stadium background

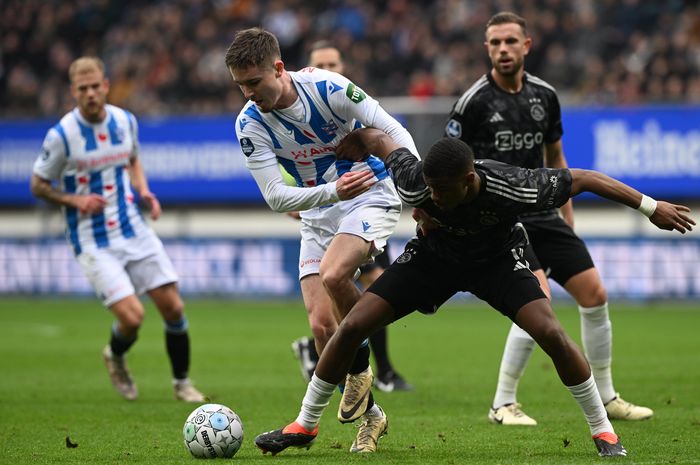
1;0;699;300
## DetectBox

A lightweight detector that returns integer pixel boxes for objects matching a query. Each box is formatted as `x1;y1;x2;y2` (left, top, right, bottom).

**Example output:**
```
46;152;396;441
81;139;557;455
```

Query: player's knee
160;303;184;321
536;324;569;355
319;265;350;294
120;309;144;332
309;319;335;343
577;283;608;308
335;316;369;347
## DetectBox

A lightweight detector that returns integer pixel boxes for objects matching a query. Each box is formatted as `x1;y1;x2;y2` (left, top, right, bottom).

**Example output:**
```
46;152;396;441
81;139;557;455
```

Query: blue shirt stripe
313;155;336;186
314;81;347;125
299;85;337;144
115;166;135;238
54;123;71;157
244;106;282;149
89;171;109;248
63;175;81;255
106;110;123;145
76;115;97;151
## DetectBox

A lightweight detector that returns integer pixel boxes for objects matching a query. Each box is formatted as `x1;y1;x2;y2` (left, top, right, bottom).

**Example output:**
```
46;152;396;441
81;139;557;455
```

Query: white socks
567;374;614;436
296;374;336;431
579;302;615;403
492;323;535;408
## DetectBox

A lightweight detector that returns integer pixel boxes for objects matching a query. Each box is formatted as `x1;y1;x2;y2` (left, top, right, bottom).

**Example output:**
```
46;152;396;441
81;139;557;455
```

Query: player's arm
128;157;161;220
544;140;574;227
31;128;106;214
570;168;695;234
337;128;429;206
30;174;105;214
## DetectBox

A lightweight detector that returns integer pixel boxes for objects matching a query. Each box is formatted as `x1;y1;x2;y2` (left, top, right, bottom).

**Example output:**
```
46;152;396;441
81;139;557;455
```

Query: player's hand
140;191;162;220
336;130;370;162
650;201;695;233
287;211;302;220
75;193;107;215
412;207;439;235
336;170;376;200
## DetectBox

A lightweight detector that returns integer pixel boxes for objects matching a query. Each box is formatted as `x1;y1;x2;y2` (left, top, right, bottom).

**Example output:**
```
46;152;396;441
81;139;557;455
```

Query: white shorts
76;231;178;307
298;179;401;279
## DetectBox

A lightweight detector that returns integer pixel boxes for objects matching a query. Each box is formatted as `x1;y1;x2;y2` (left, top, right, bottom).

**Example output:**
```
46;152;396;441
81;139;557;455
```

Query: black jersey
445;72;562;169
385;148;572;265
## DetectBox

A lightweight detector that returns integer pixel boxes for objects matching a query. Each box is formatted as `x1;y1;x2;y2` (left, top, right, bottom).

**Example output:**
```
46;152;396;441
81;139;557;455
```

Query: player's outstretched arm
336;128;403;162
570;168;695;234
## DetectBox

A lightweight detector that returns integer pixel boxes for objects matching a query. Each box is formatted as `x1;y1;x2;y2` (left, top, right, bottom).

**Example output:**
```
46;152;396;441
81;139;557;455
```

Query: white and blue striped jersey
235;67;418;212
33;104;148;255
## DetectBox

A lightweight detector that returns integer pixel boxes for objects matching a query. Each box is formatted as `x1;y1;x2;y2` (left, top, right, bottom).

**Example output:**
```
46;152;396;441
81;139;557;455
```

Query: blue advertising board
1;106;699;205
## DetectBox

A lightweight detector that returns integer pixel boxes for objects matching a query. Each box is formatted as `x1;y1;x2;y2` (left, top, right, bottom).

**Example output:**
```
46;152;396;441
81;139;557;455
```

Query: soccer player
444;11;654;425
254;128;694;457
225;28;419;452
30;57;206;403
291;40;412;393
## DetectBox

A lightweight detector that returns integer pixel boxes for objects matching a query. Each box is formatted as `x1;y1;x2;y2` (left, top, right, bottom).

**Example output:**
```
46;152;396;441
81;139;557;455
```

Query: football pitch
1;298;699;465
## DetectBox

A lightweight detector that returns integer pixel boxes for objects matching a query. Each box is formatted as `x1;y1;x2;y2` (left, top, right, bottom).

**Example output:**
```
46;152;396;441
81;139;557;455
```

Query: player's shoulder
477;159;528;183
106;104;137;126
452;74;491;114
524;73;558;97
291;67;347;85
235;101;263;134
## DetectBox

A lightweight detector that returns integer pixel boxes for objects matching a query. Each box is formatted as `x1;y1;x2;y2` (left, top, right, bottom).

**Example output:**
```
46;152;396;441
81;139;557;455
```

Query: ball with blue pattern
183;403;243;458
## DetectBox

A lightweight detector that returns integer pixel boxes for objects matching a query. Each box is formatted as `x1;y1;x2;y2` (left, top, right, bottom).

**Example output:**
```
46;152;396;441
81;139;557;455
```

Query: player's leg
489;245;546;425
128;233;206;401
359;257;412;392
320;233;378;423
476;248;625;457
148;282;206;402
542;219;653;420
105;295;144;400
514;299;626;456
77;248;141;400
564;268;653;420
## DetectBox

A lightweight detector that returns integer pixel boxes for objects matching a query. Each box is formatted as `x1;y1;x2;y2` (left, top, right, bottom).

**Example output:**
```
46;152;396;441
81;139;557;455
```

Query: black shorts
360;244;391;274
521;216;595;286
367;241;546;322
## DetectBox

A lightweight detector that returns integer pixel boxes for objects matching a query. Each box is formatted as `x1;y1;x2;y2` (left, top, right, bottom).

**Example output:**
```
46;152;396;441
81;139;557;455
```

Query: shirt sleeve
235;113;340;212
33;127;67;181
383;148;430;206
328;75;419;157
126;110;140;160
545;92;563;143
529;166;572;210
444;97;477;144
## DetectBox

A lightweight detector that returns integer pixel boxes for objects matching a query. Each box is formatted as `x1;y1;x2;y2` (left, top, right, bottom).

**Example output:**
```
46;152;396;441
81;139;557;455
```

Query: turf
0;298;699;464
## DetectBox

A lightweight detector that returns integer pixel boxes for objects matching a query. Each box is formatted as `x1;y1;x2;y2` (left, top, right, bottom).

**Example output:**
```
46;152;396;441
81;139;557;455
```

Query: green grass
1;298;699;464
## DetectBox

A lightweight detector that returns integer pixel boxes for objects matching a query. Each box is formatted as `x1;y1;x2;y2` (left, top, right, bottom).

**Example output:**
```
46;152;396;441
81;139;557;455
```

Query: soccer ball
183;403;244;458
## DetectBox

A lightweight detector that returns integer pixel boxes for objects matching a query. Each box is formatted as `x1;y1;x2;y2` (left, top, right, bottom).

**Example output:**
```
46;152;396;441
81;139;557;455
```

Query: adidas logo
513;260;529;271
489;112;505;123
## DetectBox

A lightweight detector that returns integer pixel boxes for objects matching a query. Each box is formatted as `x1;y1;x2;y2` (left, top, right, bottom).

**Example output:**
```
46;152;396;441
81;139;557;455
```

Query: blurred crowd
2;0;700;118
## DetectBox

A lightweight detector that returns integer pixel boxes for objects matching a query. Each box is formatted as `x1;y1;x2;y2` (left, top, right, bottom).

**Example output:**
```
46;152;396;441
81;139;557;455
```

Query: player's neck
490;68;524;93
78;107;107;124
274;72;298;110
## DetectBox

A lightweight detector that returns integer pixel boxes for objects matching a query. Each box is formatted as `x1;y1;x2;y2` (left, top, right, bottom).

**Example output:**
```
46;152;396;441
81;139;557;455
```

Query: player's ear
523;36;532;55
273;60;284;77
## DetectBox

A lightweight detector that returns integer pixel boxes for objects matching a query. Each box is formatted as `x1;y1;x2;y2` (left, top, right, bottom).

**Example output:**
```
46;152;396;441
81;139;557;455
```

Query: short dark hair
485;11;528;37
423;138;474;178
225;27;280;70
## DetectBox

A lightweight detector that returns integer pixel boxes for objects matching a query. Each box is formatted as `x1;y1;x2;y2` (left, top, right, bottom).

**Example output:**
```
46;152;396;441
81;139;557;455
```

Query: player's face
229;62;284;113
485;23;531;77
309;48;344;74
71;69;109;123
423;173;470;211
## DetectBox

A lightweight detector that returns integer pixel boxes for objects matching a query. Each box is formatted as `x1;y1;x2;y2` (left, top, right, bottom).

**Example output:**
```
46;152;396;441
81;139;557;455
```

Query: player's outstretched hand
140;191;162;220
336;130;370;162
336;170;376;200
76;193;107;215
650;201;695;233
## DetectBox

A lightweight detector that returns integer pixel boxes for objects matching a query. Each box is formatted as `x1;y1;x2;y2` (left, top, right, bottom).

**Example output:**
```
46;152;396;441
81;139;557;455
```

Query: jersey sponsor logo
445;118;462;138
239;137;255;156
489;112;505;123
494;130;544;151
290;145;336;160
346;83;366;103
300;258;322;268
75;151;131;171
530;103;546;121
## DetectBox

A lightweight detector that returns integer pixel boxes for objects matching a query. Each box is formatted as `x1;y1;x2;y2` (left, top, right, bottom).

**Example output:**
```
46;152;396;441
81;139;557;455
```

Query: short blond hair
68;57;105;83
